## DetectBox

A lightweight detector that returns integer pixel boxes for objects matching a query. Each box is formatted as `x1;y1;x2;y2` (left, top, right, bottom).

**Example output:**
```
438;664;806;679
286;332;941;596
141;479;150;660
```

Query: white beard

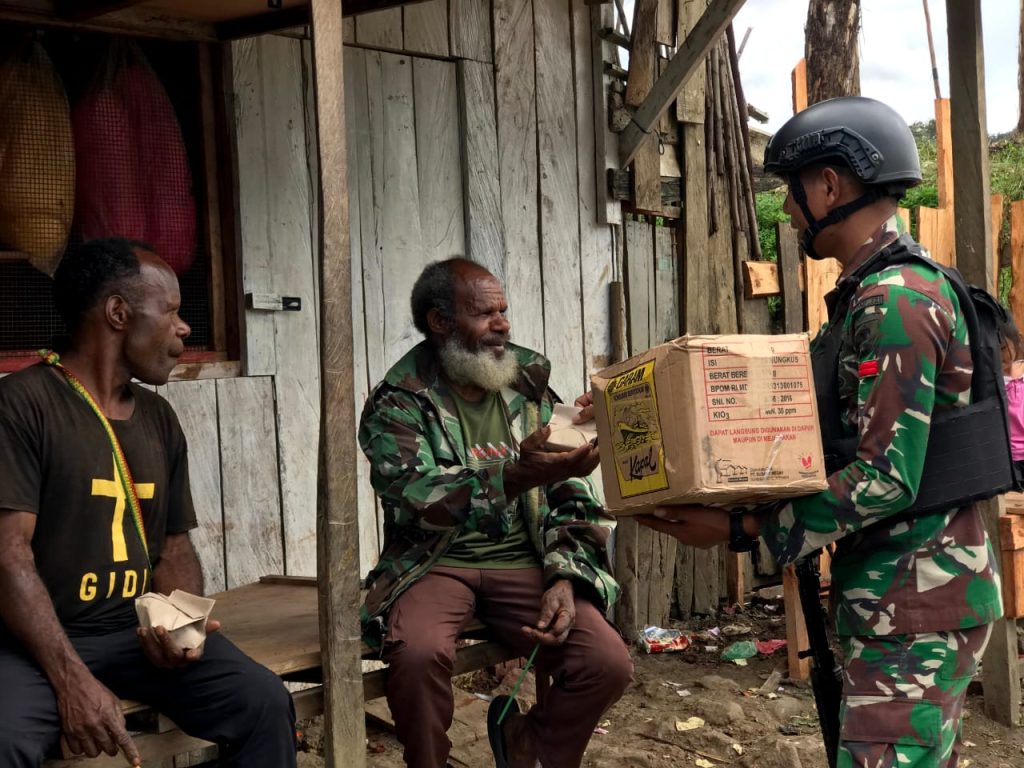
439;337;519;392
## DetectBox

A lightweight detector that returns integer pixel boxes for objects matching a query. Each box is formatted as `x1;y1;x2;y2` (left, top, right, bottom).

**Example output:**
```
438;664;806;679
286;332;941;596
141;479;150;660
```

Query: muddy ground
297;600;1024;768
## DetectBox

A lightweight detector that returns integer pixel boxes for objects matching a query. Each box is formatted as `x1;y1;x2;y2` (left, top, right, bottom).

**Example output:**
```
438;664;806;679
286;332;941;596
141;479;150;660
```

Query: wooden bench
45;576;519;766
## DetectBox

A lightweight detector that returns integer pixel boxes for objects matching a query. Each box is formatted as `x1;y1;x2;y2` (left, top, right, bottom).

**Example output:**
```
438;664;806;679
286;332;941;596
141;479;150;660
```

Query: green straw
497;643;541;725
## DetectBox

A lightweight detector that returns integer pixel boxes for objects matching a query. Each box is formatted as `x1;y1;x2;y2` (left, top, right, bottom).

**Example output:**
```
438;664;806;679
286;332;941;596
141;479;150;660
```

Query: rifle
794;555;843;768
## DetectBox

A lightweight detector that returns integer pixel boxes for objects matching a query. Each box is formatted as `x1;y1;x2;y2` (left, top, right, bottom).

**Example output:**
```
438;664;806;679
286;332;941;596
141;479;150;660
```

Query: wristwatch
728;512;759;552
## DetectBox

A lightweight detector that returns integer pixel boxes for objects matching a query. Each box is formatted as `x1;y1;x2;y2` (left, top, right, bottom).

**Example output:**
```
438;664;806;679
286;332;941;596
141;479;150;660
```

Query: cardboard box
591;333;827;514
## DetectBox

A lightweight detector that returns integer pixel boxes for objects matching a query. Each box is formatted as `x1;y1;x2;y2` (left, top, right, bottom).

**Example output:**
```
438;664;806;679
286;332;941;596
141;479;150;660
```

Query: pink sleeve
1005;378;1024;461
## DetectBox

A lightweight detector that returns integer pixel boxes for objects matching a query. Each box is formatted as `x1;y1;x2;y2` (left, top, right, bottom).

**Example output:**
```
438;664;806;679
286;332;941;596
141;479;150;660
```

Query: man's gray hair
410;257;480;336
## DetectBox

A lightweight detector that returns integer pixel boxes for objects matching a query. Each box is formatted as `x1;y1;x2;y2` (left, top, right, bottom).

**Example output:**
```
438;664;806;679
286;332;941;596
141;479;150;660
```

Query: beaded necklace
39;350;151;570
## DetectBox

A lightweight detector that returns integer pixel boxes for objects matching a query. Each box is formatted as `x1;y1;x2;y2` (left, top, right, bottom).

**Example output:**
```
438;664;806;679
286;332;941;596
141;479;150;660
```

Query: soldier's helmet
764;96;922;197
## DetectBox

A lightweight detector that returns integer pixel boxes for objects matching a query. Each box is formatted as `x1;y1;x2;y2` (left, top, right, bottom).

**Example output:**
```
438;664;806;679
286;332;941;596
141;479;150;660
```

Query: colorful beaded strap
39;350;151;570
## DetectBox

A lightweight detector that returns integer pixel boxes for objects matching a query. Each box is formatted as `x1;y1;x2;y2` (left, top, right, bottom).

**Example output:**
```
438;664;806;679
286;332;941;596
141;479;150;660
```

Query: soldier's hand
522;578;575;646
56;669;140;765
505;426;599;496
573;391;595;424
636;505;731;548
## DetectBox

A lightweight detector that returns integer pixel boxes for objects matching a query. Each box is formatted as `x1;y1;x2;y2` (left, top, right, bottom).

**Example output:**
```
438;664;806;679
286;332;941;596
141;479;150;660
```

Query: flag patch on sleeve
858;360;879;378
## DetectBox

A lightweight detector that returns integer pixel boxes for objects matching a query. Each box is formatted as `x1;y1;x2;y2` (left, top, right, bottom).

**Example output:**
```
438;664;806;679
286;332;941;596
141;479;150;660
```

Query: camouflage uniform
760;216;1002;766
358;341;619;648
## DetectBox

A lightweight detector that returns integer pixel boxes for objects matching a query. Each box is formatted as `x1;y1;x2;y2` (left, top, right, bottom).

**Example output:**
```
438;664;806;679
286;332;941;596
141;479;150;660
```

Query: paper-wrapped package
545;403;597;452
135;590;216;650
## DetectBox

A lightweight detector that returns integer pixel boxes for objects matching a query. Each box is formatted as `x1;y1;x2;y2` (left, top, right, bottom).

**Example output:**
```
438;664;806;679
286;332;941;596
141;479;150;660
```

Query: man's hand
636;505;731;548
137;619;220;669
56;670;140;765
522;579;575;646
505;426;600;497
573;392;595;424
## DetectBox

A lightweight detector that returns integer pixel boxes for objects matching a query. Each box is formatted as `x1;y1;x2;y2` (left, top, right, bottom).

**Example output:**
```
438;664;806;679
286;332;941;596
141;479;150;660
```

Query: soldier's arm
359;388;514;533
761;280;955;564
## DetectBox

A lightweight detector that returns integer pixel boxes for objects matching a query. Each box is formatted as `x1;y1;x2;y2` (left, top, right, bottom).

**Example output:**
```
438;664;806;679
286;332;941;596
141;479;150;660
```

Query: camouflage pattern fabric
358;341;619;648
761;215;1002;637
838;623;991;767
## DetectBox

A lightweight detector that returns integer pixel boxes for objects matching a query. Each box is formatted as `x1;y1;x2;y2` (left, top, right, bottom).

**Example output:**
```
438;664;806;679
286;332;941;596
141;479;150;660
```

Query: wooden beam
946;0;1021;728
741;260;779;298
619;0;746;167
217;6;309;39
309;0;367;765
935;97;954;210
0;1;217;40
56;0;146;20
216;0;437;39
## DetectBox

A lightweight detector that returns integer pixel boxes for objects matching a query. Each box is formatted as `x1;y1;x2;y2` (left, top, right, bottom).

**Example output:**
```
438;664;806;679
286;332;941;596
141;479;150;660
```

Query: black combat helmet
763;96;922;259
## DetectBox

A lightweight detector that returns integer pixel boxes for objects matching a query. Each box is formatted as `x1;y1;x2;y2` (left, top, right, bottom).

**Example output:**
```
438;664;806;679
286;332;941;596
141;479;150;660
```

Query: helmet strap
789;174;883;261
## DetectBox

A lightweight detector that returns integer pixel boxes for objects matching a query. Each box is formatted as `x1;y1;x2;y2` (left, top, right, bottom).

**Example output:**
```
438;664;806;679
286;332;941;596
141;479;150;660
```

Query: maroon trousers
382;566;633;768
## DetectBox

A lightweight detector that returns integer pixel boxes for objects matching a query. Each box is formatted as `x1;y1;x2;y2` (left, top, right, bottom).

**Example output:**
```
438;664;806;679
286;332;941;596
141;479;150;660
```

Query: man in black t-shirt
0;239;296;767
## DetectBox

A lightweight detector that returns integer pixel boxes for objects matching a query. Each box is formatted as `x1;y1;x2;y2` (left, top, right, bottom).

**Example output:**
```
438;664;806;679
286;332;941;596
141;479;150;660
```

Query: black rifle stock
794;556;843;768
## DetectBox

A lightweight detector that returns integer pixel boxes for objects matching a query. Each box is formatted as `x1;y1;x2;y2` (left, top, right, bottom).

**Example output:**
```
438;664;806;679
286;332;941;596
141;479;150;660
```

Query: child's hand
1012;360;1024;379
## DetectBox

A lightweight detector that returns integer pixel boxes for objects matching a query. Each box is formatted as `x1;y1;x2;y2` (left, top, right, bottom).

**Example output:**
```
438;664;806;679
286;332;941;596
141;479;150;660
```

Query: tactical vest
812;234;1019;516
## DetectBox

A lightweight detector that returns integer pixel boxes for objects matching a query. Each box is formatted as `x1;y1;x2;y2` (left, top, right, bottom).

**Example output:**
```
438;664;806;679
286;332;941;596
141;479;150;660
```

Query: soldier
639;97;1002;767
358;258;632;768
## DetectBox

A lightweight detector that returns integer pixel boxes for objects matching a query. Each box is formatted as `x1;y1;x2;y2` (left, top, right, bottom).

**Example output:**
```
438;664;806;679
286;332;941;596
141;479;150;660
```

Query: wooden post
309;0;368;763
1010;199;1024;325
791;58;842;335
945;0;1022;727
935;97;954;210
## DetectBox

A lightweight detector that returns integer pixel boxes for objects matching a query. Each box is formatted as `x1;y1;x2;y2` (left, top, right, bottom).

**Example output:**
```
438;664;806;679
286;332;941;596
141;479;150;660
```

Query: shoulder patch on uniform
852;295;885;311
858;360;880;378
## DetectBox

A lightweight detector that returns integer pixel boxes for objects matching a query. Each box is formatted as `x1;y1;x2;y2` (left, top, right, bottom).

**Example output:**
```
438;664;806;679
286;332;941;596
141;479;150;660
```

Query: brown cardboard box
591;333;827;514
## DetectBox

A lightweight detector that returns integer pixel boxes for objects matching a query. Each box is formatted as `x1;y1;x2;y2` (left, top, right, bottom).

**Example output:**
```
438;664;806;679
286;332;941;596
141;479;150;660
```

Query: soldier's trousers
381;565;633;768
837;623;992;768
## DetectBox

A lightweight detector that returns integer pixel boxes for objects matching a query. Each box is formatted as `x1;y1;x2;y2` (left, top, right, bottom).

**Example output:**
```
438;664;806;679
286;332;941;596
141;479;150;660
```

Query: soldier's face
783;168;829;235
450;273;511;359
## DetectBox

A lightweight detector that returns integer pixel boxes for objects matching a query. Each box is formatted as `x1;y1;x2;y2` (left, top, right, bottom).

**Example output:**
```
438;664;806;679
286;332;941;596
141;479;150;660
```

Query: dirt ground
297;600;1024;768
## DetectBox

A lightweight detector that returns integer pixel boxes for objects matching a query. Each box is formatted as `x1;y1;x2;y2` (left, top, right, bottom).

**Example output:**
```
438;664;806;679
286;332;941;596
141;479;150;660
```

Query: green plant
756;189;788;262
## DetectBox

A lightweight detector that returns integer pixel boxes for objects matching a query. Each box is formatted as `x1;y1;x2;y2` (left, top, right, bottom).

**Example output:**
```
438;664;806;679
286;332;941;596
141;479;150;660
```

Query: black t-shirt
0;364;197;636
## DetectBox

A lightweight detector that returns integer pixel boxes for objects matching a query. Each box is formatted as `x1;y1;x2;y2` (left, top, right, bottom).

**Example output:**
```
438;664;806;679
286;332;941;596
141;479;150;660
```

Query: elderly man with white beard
357;258;632;768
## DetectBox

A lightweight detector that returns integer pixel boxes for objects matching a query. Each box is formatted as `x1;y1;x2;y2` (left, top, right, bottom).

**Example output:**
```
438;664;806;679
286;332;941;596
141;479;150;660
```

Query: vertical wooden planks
536;0;584;400
232;37;320;576
591;3;623;225
415;59;466;263
161;380;225;594
458;60;506;281
495;0;544;352
378;53;427;369
625;0;662;214
356;51;388;386
355;9;403;48
653;226;678;343
216;377;284;588
625;219;654;354
1011;200;1024;327
260;36;320;577
450;0;493;63
343;47;382;576
231;38;276;376
404;0;449;56
575;0;615;381
777;223;804;334
992;194;1005;284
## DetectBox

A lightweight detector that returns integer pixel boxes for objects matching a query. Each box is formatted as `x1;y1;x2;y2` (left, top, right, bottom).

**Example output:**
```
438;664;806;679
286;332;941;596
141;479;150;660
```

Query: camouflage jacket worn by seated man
358;341;619;648
761;215;1003;638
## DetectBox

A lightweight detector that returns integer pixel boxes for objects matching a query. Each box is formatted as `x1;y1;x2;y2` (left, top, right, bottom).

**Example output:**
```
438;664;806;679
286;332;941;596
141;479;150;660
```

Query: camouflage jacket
358;341;619;647
761;216;1003;637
